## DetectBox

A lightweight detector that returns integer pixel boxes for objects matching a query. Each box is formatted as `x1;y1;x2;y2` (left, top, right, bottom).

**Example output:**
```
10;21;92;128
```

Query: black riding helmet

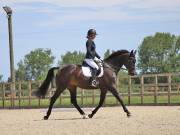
87;29;98;38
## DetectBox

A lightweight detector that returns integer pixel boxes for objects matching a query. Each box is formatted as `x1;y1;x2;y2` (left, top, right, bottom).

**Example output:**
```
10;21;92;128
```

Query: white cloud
1;0;127;7
38;9;144;27
1;0;180;8
1;0;180;16
128;0;180;9
1;0;180;27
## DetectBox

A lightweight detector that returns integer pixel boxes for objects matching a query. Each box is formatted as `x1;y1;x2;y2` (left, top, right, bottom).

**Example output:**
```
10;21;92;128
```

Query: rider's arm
95;52;101;59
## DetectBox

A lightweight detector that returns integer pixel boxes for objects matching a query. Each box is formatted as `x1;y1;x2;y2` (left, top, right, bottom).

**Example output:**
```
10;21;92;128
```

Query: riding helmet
87;29;98;37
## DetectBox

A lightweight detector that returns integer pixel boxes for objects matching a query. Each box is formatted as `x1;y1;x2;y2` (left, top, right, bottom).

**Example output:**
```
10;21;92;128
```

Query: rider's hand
94;57;100;62
94;57;103;63
97;59;103;63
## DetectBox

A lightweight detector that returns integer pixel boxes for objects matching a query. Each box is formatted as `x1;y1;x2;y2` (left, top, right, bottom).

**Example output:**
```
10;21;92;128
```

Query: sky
0;0;180;80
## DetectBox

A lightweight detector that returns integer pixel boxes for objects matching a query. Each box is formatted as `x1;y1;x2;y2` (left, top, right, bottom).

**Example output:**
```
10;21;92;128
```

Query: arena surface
0;106;180;135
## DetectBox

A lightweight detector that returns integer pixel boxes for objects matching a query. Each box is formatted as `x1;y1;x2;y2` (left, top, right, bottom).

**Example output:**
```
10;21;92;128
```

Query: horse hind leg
68;87;86;118
44;87;65;120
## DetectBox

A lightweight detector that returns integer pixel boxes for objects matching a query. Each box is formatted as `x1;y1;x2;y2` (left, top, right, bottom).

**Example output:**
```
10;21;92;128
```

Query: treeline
14;49;112;81
1;32;180;82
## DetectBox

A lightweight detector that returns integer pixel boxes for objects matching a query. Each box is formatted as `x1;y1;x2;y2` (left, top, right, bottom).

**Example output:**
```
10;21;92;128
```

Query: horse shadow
34;117;103;121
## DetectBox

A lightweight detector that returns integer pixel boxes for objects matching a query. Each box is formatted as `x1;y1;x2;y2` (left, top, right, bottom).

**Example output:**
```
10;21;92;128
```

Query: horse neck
105;53;128;73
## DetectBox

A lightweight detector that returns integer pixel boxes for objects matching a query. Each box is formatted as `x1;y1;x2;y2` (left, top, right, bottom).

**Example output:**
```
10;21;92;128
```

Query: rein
100;60;128;72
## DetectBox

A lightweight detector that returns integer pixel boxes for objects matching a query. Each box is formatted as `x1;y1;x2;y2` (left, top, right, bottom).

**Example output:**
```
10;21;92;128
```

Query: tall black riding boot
90;69;98;87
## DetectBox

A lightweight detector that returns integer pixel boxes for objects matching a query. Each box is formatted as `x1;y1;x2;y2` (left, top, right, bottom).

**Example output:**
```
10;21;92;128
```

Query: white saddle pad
82;66;104;77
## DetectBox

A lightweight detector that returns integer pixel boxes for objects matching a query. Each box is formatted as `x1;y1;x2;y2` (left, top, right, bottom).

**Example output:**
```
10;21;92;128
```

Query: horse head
105;49;137;76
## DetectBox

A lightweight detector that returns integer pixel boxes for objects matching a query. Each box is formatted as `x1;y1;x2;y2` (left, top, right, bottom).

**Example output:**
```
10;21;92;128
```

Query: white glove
94;57;101;63
100;58;103;62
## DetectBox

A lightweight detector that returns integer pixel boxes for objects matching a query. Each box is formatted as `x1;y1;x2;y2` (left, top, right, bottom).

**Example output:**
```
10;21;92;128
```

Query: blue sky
0;0;180;80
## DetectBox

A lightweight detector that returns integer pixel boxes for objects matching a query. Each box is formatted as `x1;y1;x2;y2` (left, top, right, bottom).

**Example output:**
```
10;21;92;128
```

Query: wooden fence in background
0;73;179;109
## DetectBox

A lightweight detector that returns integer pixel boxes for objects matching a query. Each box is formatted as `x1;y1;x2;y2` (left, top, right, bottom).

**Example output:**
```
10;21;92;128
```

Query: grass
0;95;179;108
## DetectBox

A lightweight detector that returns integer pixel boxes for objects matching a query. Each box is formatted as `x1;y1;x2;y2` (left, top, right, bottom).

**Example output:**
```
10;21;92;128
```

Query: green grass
170;95;180;103
157;96;168;103
0;95;179;108
143;96;154;104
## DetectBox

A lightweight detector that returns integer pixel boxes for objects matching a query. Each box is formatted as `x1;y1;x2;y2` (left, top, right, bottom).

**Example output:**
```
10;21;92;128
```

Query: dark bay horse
35;50;136;120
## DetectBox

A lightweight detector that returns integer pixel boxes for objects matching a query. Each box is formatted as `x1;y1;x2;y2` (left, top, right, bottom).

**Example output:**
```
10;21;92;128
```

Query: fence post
81;89;84;106
168;74;171;104
10;83;13;108
128;76;131;105
155;75;158;104
2;84;5;108
116;75;119;105
59;95;62;106
92;89;95;106
18;82;22;108
38;81;41;107
140;75;144;104
28;81;32;108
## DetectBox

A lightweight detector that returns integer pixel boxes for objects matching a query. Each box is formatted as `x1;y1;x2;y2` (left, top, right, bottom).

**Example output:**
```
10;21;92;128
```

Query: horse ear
130;50;133;57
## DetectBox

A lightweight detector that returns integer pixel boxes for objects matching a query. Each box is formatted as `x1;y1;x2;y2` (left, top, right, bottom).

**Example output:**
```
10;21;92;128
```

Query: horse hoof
82;114;88;119
127;113;131;117
44;116;49;120
88;114;93;118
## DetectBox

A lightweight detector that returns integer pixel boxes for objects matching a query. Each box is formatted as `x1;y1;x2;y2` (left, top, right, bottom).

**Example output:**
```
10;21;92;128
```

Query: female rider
84;29;102;87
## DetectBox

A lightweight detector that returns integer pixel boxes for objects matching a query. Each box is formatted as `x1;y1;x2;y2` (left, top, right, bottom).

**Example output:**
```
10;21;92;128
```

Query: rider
84;29;102;87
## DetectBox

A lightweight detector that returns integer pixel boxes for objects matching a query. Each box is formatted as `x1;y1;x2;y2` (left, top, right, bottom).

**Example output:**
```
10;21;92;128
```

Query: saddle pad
82;66;104;77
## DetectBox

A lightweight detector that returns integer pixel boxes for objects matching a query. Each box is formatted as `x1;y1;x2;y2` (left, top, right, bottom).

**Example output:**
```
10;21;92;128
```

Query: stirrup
91;80;99;87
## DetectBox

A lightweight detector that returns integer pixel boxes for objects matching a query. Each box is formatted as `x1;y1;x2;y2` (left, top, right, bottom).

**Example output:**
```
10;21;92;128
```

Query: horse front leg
88;89;107;118
109;87;131;117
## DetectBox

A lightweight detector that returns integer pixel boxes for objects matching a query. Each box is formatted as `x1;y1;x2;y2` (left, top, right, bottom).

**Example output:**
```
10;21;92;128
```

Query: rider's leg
84;59;99;70
84;59;99;86
90;68;98;86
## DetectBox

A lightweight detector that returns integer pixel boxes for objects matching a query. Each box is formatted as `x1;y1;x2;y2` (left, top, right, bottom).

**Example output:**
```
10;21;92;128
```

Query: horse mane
105;50;129;61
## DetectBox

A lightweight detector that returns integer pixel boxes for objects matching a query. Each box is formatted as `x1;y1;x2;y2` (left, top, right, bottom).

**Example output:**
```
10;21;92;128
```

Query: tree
15;60;26;81
0;75;3;82
58;51;85;66
104;49;111;59
16;48;55;81
171;36;180;72
137;32;180;73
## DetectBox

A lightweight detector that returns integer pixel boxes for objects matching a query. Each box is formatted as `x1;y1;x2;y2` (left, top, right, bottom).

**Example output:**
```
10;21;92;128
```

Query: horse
35;50;136;120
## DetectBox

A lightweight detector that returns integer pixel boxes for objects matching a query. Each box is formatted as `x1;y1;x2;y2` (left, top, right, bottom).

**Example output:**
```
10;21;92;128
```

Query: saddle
82;61;104;77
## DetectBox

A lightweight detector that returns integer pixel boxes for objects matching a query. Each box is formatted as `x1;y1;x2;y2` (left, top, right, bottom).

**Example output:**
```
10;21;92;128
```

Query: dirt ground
0;106;180;135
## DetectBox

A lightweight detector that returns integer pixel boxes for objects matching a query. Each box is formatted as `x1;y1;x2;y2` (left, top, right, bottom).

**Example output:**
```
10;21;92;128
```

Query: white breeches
84;59;99;70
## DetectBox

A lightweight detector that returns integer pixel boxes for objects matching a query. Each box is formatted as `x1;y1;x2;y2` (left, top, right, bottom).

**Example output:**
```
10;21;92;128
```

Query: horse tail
35;67;59;98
